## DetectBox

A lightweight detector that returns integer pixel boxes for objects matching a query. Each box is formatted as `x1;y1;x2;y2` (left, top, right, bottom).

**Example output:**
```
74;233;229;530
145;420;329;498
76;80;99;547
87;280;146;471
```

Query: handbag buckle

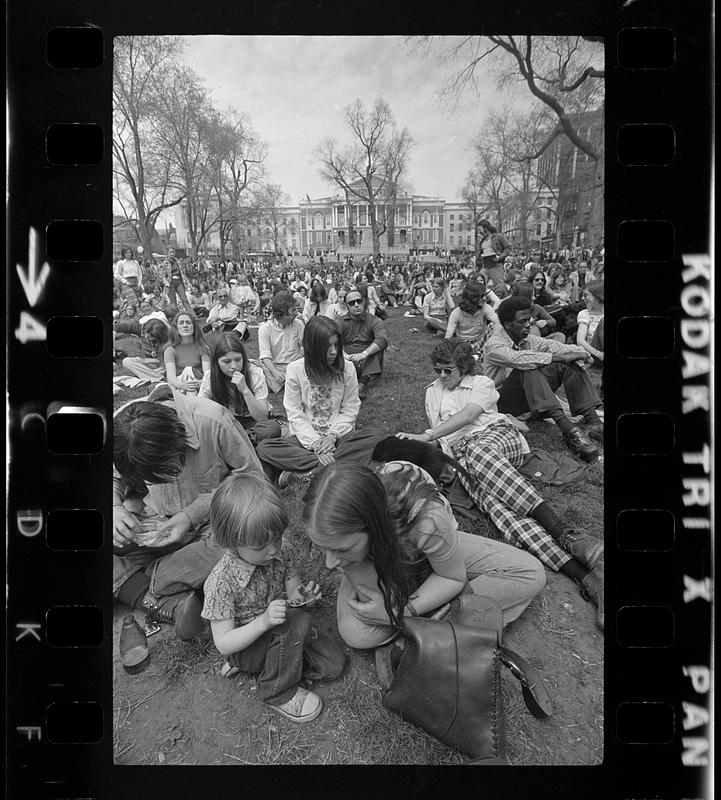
499;651;531;688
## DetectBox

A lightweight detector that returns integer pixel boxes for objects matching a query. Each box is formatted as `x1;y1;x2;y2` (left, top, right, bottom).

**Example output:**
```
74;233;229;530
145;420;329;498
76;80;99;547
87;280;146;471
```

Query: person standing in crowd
483;297;602;461
476;219;512;298
162;311;211;394
115;247;144;290
257;291;305;394
164;252;193;316
396;338;604;630
112;385;265;640
256;316;382;486
337;287;388;401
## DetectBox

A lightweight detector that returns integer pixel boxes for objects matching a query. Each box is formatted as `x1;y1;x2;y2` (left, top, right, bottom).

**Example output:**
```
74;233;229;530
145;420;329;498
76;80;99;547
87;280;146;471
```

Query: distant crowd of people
113;233;605;725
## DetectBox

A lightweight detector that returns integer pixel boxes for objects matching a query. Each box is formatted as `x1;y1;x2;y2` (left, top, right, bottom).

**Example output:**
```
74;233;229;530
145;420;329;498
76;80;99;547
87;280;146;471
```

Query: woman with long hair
302;280;331;321
303;460;545;650
255;315;382;488
576;279;605;399
198;331;282;443
121;318;170;383
444;279;499;348
162;311;211;394
324;284;351;321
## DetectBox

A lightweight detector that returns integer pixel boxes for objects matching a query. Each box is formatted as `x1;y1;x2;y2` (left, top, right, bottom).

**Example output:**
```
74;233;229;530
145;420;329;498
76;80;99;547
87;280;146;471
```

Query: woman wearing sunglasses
396;338;605;630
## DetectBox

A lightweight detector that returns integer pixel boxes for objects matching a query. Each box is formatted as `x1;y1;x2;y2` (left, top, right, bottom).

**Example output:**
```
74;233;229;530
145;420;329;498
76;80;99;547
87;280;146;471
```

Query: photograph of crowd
112;34;604;765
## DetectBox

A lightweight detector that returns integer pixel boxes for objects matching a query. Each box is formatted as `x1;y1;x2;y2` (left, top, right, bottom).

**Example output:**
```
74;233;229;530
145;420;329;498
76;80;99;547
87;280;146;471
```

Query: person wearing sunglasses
337;287;388;401
396;337;604;630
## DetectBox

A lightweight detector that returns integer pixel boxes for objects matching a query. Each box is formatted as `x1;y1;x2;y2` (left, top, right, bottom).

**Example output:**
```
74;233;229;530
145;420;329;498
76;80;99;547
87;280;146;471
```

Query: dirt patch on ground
113;565;602;766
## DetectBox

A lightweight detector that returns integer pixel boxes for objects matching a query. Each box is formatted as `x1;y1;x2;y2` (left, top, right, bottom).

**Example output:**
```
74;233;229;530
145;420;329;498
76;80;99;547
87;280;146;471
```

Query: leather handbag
381;595;552;763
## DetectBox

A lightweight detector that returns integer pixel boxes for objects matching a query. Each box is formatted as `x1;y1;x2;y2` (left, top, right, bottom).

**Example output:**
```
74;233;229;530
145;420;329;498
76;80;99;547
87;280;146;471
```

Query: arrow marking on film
16;228;50;307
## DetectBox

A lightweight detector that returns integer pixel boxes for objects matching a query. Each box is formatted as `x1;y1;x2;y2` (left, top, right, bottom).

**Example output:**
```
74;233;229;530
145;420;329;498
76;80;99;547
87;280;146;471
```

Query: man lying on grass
396;338;604;630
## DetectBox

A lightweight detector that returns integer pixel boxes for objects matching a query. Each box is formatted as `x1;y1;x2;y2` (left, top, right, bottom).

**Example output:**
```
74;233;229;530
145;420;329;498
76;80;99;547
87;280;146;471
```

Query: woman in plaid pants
397;338;604;630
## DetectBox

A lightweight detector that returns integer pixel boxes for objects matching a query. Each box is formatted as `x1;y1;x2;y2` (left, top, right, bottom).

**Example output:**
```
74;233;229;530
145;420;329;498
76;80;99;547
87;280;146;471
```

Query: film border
6;1;713;797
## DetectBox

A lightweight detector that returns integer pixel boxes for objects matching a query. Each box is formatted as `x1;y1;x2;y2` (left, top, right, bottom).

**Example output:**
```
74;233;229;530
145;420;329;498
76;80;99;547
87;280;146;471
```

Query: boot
139;589;203;641
579;565;604;631
119;615;150;674
559;531;604;571
564;426;599;462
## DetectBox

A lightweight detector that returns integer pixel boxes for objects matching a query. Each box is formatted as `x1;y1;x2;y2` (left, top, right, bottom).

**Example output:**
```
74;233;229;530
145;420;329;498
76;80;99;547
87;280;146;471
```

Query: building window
467;236;471;246
449;223;454;232
359;206;367;226
450;214;454;220
337;207;345;226
458;222;463;233
422;229;429;243
422;211;430;227
449;235;454;245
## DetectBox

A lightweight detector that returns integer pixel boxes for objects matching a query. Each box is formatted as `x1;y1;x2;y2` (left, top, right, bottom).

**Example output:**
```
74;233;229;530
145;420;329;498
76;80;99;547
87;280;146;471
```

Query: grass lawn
112;306;603;765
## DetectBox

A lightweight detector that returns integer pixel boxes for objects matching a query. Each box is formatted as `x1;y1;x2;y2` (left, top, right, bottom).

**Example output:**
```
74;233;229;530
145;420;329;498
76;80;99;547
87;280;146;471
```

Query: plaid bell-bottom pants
453;422;572;572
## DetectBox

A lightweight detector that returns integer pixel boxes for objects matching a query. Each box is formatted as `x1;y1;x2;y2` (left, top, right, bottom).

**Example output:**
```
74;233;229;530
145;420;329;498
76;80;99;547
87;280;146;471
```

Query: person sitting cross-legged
256;315;383;488
483;297;602;462
112;386;265;640
396;338;604;630
337;286;389;401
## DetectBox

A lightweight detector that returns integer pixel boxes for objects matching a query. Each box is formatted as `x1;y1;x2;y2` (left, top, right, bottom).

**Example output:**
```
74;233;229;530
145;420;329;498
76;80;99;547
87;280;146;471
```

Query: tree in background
204;108;267;259
425;36;605;248
415;35;604;160
113;35;186;256
314;99;414;257
250;183;292;255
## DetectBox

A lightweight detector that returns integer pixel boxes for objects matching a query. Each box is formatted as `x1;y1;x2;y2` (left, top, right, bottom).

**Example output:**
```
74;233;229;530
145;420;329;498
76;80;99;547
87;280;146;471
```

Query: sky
178;35;531;206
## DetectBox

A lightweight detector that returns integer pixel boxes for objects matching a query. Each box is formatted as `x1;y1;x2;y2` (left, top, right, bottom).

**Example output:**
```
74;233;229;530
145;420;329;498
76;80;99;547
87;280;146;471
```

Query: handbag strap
498;645;553;719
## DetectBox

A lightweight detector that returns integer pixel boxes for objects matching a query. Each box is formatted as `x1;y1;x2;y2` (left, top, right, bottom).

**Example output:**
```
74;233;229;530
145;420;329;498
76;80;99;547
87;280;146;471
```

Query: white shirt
283;358;360;449
425;374;528;452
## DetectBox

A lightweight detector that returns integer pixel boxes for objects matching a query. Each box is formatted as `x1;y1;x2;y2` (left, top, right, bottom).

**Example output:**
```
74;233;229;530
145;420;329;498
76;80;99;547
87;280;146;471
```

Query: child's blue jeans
229;608;344;706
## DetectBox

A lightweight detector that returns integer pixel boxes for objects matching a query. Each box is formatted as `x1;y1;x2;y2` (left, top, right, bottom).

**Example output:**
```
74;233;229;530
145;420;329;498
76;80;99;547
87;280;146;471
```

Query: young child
202;473;325;723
